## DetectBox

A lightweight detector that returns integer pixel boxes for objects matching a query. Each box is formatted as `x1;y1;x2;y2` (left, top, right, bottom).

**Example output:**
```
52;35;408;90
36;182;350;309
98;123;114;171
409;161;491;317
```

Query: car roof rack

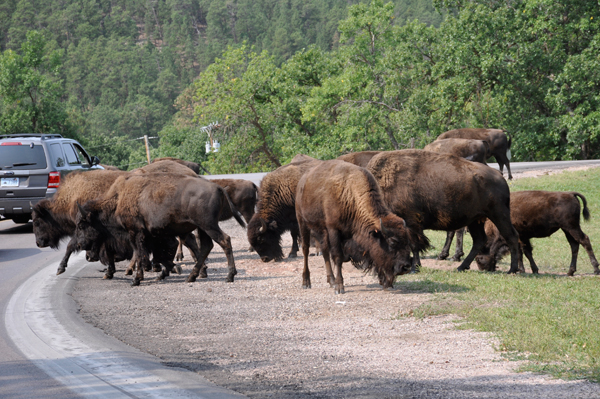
0;133;64;140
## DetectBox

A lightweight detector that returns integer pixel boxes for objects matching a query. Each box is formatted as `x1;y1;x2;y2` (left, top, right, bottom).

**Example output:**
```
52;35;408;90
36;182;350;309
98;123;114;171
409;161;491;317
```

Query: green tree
0;30;73;135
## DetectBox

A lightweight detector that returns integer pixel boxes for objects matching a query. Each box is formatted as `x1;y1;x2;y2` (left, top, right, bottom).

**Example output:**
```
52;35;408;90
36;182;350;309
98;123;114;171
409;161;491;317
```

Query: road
1;159;600;398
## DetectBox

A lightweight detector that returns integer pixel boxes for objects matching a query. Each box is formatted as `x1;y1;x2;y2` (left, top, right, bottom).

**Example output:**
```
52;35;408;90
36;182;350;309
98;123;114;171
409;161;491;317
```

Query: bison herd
32;128;600;294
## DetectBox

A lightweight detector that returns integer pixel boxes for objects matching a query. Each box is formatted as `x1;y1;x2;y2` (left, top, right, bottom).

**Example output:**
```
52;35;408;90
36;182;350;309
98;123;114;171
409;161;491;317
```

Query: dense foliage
0;0;598;172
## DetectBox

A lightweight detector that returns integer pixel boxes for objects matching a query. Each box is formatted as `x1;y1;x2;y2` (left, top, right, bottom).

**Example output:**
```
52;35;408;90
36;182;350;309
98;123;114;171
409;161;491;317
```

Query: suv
0;134;101;223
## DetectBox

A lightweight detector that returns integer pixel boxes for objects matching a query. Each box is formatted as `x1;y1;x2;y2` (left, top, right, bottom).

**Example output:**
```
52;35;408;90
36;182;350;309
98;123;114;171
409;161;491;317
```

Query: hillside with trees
0;0;598;172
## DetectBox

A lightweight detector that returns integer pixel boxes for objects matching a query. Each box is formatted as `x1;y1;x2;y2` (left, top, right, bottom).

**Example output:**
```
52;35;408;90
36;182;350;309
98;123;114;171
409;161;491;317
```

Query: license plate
1;177;19;187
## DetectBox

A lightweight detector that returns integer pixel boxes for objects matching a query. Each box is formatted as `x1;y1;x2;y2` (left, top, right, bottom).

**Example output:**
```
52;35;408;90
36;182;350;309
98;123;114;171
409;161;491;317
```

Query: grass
396;167;600;382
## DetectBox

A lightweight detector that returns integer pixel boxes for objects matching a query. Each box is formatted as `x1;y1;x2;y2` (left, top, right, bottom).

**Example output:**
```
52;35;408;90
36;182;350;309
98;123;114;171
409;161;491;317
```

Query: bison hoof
451;254;464;262
437;253;448;260
103;273;114;280
125;269;133;276
567;270;575;277
288;252;298;259
226;274;235;283
335;287;345;294
187;274;198;283
131;278;141;286
302;283;311;289
595;269;600;275
56;268;66;275
175;265;182;275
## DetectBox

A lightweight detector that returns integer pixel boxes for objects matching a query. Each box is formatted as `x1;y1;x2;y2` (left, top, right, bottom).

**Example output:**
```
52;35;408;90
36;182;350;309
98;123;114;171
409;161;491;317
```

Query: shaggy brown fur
151;157;200;174
247;158;322;262
337;151;381;167
436;128;512;179
475;191;600;275
32;169;128;276
366;150;520;273
76;172;244;286
424;138;490;164
296;160;415;294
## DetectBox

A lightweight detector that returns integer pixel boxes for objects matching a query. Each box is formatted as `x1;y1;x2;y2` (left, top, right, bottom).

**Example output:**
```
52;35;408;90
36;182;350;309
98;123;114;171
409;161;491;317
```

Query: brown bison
75;171;245;286
436;128;513;179
337;151;381;167
423;139;491;261
366;150;520;273
475;191;600;275
424;139;490;165
296;160;416;294
211;179;258;224
247;157;321;262
32;169;128;277
151;157;200;174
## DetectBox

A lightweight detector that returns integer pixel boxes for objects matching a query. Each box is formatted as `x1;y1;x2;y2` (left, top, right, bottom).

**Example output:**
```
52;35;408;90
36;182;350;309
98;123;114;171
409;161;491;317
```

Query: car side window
49;143;66;167
62;143;81;165
72;144;92;167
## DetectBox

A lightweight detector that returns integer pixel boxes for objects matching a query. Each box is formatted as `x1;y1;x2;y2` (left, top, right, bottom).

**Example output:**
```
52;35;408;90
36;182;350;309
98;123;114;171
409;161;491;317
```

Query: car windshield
0;145;47;170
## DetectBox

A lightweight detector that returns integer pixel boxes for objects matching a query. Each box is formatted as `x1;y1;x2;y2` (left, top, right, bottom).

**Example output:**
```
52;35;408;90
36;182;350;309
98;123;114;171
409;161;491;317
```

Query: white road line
5;253;243;399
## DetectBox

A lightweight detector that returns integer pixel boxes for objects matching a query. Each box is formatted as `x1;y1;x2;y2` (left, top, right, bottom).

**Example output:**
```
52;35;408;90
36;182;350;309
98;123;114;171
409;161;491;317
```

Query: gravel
71;166;600;398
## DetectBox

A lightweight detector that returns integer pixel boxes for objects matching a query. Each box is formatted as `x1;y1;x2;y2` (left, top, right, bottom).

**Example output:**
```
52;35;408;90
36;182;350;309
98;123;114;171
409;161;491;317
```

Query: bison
336;151;381;167
436;128;512;179
423;138;491;261
247;157;321;262
424;139;490;165
151;157;201;174
75;171;245;286
366;150;520;273
296;160;416;294
475;191;600;275
32;169;128;277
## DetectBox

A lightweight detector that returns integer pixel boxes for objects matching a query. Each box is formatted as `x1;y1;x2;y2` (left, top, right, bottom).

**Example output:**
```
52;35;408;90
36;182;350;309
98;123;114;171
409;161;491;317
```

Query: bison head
32;200;70;249
247;215;284;262
74;201;106;256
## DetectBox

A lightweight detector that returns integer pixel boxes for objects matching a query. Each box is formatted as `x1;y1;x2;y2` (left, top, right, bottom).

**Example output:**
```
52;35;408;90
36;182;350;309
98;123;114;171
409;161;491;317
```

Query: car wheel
12;215;31;224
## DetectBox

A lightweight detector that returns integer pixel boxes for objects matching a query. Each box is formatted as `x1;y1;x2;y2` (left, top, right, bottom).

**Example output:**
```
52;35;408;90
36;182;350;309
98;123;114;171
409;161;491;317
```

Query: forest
0;0;597;173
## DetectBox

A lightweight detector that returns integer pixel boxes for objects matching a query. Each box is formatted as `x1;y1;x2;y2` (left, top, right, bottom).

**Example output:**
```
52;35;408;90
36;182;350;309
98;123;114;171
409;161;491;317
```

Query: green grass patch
398;167;600;382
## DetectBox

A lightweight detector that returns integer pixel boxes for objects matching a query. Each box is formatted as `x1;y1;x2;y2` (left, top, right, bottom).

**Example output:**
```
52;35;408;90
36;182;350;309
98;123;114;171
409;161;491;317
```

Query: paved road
2;159;600;398
0;220;245;399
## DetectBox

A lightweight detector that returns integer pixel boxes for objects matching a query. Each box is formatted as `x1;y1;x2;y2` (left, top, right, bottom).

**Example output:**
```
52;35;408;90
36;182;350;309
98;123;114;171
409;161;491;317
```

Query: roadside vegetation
402;167;600;382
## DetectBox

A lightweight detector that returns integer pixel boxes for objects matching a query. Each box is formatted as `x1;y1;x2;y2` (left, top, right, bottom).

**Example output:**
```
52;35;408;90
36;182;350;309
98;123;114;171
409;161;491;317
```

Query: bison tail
505;131;512;149
222;187;247;229
574;192;590;221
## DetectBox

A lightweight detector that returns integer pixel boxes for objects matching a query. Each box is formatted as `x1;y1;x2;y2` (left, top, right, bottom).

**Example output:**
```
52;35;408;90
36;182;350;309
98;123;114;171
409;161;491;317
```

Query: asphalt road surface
2;159;600;398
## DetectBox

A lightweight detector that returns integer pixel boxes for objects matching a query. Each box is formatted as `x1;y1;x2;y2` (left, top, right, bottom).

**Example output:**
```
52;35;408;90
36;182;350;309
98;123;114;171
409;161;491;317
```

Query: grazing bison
424;138;491;261
75;171;245;286
247;158;321;262
151;157;201;174
296;160;416;294
436;128;513;179
424;139;490;164
366;150;520;273
475;191;600;275
32;169;128;277
337;151;381;167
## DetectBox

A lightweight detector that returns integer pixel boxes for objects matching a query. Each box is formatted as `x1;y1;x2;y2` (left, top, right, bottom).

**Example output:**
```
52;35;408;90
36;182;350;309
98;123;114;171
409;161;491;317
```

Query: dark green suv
0;134;101;223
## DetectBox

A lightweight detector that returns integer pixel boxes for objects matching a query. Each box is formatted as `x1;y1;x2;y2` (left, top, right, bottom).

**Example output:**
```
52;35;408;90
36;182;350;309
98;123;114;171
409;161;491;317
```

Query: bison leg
208;228;237;282
288;224;300;258
563;228;600;276
496;152;513;180
298;221;312;289
457;221;487;272
175;237;184;261
519;239;538;274
327;229;345;294
452;227;465;261
131;233;150;286
496;223;520;274
56;237;78;275
437;230;455;260
187;229;213;282
125;256;136;275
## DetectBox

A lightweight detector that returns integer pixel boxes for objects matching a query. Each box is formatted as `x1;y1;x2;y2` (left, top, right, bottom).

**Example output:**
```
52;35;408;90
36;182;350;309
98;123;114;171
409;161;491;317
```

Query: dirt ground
71;166;600;398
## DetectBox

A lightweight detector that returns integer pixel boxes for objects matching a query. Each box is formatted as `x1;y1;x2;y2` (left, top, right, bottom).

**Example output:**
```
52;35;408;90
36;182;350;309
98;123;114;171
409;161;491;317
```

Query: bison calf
476;191;600;275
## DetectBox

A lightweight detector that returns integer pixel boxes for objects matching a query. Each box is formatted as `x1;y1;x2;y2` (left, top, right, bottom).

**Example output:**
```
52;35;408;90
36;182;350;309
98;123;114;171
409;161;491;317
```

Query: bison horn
76;201;88;219
259;219;267;233
380;218;389;237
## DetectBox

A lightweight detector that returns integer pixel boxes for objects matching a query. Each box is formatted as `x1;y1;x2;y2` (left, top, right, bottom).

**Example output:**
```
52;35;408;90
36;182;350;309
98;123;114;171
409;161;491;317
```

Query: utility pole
144;135;151;164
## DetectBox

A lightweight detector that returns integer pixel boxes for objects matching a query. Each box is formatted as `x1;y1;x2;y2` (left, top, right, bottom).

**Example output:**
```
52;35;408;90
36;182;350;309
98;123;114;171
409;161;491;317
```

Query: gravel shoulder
71;166;600;398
